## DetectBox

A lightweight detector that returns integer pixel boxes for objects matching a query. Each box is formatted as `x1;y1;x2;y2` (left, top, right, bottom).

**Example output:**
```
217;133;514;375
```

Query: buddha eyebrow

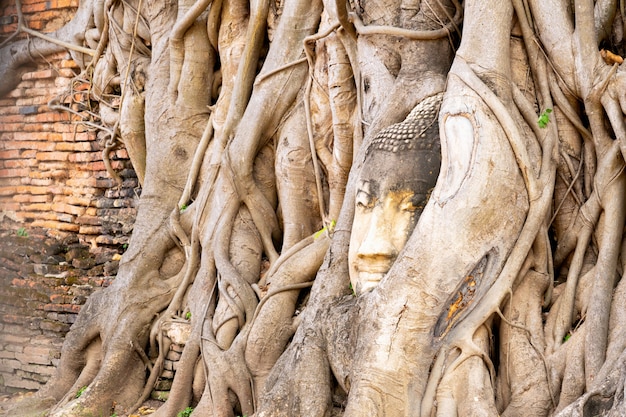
358;180;379;196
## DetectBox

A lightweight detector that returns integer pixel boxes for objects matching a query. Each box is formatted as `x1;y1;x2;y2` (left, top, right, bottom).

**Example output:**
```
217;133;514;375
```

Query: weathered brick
2;324;41;338
56;141;95;152
49;294;71;304
35;151;70;161
160;370;175;379
30;220;79;232
65;177;98;187
0;168;30;177
0;114;20;124
39;320;70;333
68;152;102;163
30;112;68;123
42;303;80;313
2;374;44;390
4;159;38;168
166;349;182;361
25;20;45;30
21;202;53;212
0;123;24;131
76;215;100;225
30;335;63;349
5;88;25;98
115;148;129;159
59;185;99;196
24;90;64;103
81;161;108;171
28;178;55;186
63;196;92;206
113;199;134;208
0;334;29;345
14;132;58;141
0;358;21;372
54;77;71;88
0;43;139;391
20;363;55;377
0;202;19;211
0;186;17;196
0;150;20;159
28;170;66;179
78;225;102;235
19;105;39;115
37;162;68;171
4;344;24;352
1;174;21;186
51;202;84;216
59;59;78;69
50;0;78;8
0;350;17;359
21;68;54;80
14;185;49;195
45;312;76;325
62;131;93;142
3;141;55;151
1;314;29;325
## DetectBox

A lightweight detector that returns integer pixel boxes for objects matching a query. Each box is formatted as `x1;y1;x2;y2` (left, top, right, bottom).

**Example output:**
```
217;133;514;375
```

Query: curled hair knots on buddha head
365;92;444;157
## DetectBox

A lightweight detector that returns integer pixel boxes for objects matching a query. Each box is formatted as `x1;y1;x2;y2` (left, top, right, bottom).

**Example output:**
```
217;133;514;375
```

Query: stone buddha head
348;93;442;295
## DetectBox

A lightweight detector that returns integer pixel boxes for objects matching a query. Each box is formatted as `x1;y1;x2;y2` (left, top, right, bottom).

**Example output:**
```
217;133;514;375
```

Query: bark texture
2;0;626;416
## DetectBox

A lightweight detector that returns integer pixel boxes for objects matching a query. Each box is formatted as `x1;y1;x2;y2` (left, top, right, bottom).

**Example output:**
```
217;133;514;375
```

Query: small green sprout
185;311;192;320
75;386;87;398
177;407;194;417
16;227;28;237
314;220;336;239
179;203;188;213
537;108;552;128
563;333;571;342
349;283;355;296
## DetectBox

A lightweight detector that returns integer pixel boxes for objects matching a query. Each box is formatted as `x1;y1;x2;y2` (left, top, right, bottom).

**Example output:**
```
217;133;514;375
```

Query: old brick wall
0;1;139;394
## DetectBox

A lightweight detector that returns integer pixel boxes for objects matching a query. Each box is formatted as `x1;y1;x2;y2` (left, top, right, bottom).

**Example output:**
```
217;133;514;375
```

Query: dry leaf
601;49;624;65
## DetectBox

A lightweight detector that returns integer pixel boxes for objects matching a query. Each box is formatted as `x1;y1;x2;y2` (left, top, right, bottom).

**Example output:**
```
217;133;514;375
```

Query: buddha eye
356;190;376;209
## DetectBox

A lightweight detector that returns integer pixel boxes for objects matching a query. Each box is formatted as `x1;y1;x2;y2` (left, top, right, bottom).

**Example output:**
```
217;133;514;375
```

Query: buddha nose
357;206;398;261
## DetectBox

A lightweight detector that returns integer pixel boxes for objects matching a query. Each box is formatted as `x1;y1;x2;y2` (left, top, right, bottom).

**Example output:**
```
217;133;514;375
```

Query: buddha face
348;172;422;295
348;93;442;295
348;146;440;295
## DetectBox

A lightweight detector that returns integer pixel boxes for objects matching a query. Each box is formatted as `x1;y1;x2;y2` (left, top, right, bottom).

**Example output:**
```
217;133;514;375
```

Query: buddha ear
433;113;477;204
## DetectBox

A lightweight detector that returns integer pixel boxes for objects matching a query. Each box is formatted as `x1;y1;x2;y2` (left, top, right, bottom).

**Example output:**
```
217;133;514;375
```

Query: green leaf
75;386;87;398
538;108;553;129
16;227;28;237
314;220;336;239
177;407;194;417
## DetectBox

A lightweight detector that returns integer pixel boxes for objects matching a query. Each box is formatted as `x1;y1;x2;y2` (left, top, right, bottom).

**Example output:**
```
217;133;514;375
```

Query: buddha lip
358;272;386;281
356;263;391;274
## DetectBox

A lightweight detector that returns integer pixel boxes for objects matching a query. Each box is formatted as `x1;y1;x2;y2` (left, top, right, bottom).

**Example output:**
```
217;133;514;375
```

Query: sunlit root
436;326;498;417
246;234;330;393
497;269;552;416
119;91;147;185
